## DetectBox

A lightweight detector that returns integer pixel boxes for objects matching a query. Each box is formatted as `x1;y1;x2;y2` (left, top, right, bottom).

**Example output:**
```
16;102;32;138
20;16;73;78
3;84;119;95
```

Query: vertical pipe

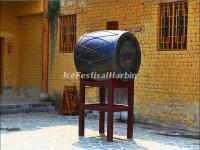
42;0;49;93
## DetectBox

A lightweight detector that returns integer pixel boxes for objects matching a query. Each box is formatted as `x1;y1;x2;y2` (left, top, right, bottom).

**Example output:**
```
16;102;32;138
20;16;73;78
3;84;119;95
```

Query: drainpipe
40;0;49;101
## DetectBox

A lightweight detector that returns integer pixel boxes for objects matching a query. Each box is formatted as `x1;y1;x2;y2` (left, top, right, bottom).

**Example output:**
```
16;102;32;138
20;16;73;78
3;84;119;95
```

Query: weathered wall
52;0;200;131
12;1;43;16
18;14;43;98
0;1;43;98
0;2;21;95
19;15;43;89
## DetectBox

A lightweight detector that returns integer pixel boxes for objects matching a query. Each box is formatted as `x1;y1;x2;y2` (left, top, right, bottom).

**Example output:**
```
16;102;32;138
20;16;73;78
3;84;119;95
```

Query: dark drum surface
74;30;141;80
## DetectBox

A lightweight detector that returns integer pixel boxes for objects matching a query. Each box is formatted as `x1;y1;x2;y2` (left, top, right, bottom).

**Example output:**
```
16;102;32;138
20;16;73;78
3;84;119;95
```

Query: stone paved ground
0;112;199;150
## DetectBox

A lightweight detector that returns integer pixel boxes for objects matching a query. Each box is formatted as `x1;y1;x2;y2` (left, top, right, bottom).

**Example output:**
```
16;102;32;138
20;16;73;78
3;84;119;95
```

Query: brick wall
52;0;200;131
0;2;43;98
0;2;21;94
19;15;43;89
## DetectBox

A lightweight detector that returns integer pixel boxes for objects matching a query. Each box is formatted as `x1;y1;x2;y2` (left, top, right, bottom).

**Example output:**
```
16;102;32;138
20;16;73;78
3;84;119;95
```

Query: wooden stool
58;85;78;115
78;78;134;142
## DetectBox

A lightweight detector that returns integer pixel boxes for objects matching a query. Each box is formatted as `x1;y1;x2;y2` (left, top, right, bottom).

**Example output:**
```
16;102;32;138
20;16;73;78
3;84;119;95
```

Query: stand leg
99;88;105;136
107;81;114;142
127;81;134;139
79;80;85;136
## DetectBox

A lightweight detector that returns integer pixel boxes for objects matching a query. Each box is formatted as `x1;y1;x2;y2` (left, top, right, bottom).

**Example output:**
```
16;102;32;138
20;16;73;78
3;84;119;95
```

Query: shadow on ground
1;112;199;150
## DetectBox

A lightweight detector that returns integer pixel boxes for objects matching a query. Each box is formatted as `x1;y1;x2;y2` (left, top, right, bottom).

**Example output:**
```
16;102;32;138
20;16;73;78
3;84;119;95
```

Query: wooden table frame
78;78;134;142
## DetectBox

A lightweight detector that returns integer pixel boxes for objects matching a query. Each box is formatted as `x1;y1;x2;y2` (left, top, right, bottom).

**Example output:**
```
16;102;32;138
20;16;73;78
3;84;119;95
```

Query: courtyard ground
0;112;199;150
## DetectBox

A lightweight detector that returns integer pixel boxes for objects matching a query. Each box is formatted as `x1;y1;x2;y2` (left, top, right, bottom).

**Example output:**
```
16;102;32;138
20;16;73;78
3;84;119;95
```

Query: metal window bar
159;1;187;50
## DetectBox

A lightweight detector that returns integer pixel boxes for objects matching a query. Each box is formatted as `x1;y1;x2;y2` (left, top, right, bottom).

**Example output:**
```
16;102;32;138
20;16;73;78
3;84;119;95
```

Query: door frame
0;37;3;95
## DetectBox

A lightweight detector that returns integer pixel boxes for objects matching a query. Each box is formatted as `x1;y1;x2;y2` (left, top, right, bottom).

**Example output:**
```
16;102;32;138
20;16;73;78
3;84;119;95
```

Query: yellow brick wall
19;15;43;89
12;1;43;16
0;2;43;95
49;53;78;90
0;2;21;94
53;0;199;130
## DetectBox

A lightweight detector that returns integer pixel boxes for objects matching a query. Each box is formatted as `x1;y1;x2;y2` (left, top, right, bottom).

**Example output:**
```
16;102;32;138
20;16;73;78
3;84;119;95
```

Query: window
158;1;188;50
106;21;118;30
60;14;76;53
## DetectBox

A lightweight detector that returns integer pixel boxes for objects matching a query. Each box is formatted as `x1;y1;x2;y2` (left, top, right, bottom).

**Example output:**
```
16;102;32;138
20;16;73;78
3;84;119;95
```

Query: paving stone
0;112;199;150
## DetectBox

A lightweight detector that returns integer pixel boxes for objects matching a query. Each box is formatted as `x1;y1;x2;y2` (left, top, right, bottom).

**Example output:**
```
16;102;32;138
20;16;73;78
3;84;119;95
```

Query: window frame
59;14;77;53
158;1;188;51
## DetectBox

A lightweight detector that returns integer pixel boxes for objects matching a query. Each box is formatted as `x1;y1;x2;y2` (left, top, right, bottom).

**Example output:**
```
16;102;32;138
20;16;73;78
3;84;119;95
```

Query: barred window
159;1;188;50
60;14;76;53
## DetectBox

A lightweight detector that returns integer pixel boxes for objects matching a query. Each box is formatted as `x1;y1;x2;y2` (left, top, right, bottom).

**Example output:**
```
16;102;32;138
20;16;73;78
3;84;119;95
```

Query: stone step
0;103;51;110
0;103;55;114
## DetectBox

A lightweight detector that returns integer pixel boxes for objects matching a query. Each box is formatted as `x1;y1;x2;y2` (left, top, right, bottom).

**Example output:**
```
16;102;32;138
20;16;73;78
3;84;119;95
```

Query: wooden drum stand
78;78;134;142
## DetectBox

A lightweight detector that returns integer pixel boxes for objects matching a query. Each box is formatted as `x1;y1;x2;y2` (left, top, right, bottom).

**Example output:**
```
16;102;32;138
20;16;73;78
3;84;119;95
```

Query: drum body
74;30;141;80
